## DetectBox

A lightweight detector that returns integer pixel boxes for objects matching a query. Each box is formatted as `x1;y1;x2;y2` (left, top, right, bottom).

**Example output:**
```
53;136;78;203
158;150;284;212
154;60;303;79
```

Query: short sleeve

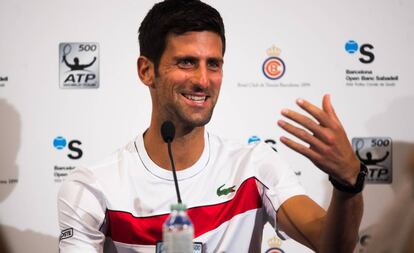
254;144;306;228
57;169;107;252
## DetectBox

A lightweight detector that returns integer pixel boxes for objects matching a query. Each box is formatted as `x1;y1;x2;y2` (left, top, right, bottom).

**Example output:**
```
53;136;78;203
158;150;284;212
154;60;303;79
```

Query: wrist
341;159;361;186
329;163;368;194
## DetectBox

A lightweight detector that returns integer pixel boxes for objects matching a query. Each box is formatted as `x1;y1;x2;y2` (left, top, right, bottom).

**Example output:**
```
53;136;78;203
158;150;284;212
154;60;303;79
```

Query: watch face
352;137;392;184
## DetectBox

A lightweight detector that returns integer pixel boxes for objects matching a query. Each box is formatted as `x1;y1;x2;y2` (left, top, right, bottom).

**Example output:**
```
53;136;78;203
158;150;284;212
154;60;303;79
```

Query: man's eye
177;59;195;68
207;60;222;70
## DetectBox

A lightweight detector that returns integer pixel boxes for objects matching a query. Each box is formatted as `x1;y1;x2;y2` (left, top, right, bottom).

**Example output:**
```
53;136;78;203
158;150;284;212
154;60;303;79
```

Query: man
58;0;364;252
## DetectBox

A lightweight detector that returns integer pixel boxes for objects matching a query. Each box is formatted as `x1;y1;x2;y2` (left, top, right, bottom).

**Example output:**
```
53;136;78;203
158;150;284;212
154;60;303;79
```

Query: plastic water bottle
163;203;194;253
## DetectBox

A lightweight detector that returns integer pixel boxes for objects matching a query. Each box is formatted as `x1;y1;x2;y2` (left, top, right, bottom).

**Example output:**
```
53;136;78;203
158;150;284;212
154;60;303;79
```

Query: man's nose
192;64;209;88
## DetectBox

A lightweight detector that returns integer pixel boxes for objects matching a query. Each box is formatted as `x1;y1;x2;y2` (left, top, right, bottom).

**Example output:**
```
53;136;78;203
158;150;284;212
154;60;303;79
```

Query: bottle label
155;241;203;253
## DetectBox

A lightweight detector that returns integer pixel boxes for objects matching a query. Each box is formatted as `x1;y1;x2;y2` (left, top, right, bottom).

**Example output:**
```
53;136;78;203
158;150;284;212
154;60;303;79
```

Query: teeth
184;94;206;102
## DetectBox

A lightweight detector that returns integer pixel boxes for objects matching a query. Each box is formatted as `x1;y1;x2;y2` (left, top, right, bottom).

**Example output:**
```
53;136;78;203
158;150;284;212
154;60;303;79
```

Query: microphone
160;121;182;204
161;121;175;143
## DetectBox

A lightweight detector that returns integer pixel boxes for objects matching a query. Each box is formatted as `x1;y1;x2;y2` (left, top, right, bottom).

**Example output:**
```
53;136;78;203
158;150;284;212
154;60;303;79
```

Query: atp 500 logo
53;136;83;160
352;137;392;184
59;42;100;88
345;40;375;64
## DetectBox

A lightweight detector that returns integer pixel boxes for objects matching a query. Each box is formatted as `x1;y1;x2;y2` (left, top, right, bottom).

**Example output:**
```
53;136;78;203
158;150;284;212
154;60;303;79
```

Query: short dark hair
138;0;226;72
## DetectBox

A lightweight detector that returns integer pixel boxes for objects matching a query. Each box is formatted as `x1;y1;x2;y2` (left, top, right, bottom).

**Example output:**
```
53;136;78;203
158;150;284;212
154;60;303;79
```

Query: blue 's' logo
53;136;83;159
345;40;375;64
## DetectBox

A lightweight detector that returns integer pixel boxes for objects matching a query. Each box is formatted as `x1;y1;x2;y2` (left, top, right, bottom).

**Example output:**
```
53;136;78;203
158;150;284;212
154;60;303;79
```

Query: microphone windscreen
161;121;175;143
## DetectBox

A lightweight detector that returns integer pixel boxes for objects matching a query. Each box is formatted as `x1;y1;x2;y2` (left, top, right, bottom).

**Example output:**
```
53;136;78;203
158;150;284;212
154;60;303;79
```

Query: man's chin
180;114;213;129
186;118;211;128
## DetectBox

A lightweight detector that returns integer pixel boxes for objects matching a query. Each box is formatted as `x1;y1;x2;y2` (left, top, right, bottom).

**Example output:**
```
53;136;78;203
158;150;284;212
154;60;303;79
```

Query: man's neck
143;123;205;171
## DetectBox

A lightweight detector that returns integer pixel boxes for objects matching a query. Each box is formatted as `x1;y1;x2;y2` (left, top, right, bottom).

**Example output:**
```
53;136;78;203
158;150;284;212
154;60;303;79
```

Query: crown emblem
267;236;282;248
266;45;281;57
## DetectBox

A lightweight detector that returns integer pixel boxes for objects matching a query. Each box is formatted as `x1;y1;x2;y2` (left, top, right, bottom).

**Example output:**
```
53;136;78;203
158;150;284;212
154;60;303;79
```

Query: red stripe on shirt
106;177;262;245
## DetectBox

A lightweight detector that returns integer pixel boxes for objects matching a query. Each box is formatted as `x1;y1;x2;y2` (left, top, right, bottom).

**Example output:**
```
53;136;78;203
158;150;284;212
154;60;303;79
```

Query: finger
279;136;324;164
277;119;327;152
280;110;335;145
322;94;340;122
280;135;343;176
281;108;326;139
296;98;331;127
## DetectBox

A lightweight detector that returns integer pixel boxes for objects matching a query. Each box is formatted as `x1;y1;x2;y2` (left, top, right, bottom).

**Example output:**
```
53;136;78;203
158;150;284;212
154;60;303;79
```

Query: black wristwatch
329;163;368;194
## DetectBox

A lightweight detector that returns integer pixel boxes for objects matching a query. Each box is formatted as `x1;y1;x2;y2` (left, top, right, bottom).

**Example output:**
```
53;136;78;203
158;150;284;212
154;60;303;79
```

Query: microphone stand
161;121;182;204
166;139;182;204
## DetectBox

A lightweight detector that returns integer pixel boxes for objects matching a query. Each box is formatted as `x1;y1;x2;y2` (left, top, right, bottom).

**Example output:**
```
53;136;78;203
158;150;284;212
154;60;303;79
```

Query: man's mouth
182;94;208;102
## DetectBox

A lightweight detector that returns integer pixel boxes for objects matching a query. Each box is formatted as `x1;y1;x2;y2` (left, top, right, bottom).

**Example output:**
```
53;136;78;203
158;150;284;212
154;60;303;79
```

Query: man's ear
137;56;155;88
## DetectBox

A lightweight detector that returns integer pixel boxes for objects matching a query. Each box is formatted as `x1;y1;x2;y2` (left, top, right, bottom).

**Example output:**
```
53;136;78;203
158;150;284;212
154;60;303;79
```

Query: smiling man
58;1;364;252
138;30;224;171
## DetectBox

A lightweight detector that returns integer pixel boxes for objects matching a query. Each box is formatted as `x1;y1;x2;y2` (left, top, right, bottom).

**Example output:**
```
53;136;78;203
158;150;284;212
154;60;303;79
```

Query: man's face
151;31;223;129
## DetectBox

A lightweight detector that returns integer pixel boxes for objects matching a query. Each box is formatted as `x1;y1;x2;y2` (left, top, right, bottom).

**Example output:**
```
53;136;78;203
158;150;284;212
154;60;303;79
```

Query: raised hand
277;94;360;185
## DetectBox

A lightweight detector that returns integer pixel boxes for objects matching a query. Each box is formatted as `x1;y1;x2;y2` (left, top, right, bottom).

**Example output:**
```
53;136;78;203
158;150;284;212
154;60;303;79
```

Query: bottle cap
170;203;187;211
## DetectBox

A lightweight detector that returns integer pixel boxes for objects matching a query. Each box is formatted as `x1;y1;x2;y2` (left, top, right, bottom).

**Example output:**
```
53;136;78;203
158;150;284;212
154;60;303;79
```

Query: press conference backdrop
0;0;413;252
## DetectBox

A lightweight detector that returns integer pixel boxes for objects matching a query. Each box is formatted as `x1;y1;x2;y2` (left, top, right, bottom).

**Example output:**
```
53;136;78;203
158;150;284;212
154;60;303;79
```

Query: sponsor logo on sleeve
60;228;73;240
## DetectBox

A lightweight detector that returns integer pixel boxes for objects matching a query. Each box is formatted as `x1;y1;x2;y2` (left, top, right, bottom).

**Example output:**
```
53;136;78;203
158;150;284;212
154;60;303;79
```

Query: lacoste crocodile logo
217;184;236;196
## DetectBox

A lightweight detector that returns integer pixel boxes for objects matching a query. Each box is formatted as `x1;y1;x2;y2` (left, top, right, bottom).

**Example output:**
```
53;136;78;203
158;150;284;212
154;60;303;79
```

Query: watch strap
329;163;368;194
